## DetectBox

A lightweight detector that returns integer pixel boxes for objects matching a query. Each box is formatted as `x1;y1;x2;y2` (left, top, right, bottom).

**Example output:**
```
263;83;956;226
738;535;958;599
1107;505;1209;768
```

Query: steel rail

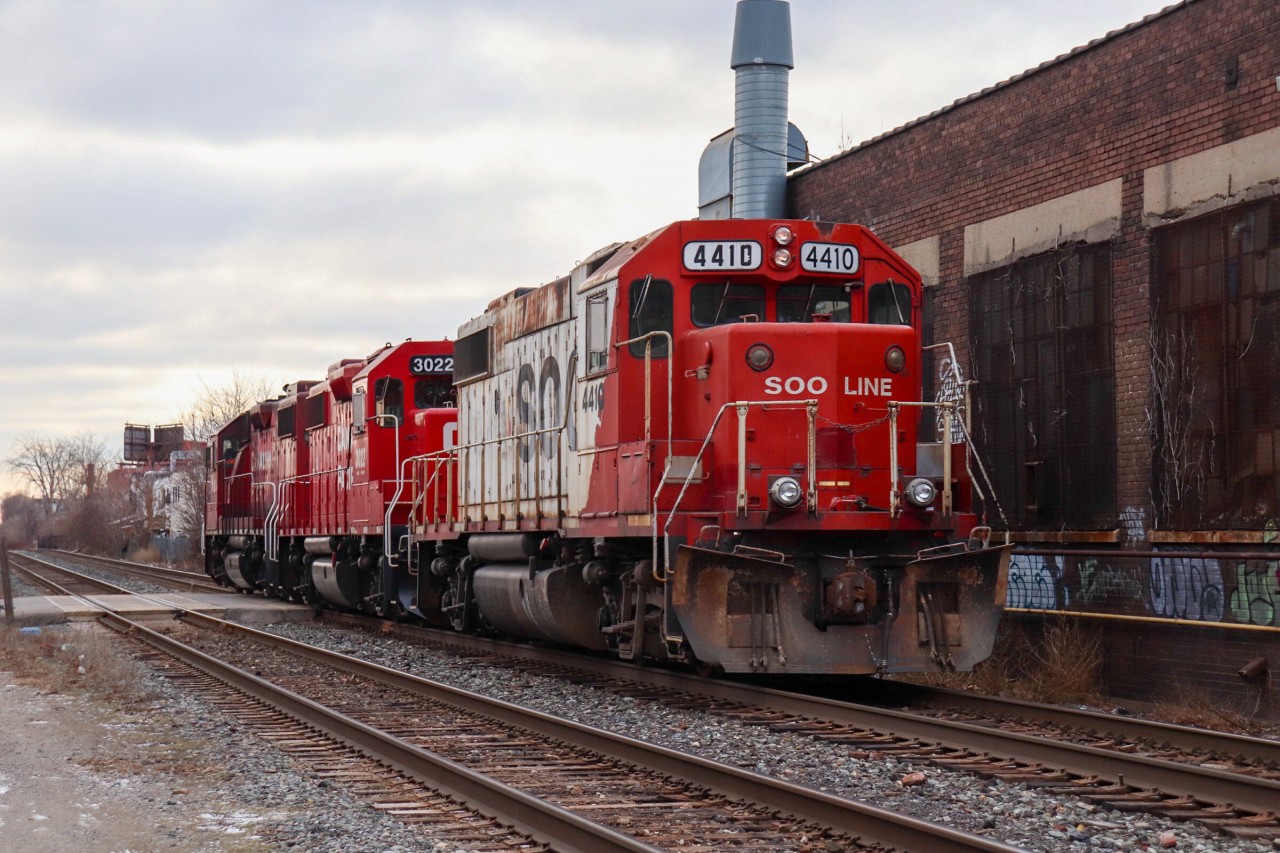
43;549;223;591
9;552;137;597
321;615;1280;814
899;684;1280;768
101;611;660;853
182;610;1024;853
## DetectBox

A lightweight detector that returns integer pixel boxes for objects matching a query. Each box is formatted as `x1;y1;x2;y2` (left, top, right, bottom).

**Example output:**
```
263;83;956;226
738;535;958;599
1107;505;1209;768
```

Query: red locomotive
204;0;1009;676
404;219;1009;674
205;340;455;613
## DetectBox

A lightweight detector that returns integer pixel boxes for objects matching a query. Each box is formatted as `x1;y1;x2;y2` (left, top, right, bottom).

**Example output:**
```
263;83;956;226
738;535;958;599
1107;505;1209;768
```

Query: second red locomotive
205;339;455;615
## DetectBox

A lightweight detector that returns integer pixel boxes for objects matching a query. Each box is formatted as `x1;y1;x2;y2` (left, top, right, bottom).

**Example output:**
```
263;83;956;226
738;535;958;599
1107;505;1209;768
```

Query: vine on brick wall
1148;317;1206;527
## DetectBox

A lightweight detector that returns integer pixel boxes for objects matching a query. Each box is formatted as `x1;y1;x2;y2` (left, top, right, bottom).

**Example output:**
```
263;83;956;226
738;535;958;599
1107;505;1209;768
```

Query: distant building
116;424;202;561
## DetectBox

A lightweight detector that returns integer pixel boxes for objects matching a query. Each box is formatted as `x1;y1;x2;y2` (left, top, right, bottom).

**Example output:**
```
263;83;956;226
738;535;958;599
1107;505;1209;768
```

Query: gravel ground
8;553;1279;851
262;621;1280;853
1;621;467;853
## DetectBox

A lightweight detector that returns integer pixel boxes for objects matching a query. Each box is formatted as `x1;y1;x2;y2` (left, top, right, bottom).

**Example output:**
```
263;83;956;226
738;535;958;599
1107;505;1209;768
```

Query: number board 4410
800;242;860;275
683;241;762;272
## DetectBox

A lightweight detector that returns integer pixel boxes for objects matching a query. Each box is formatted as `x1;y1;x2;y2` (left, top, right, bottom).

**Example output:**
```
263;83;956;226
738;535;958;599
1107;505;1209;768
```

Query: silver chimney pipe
729;0;793;219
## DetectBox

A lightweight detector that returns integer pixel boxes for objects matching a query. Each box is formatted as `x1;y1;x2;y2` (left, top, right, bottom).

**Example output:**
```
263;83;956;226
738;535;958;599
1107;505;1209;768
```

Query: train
204;0;1011;676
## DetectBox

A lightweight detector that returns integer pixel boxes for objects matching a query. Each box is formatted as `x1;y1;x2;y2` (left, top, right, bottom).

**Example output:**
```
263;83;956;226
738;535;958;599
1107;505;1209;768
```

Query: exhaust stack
730;0;793;219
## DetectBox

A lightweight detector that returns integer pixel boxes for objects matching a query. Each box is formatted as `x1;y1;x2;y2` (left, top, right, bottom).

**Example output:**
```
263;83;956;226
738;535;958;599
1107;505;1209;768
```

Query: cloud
0;0;1177;498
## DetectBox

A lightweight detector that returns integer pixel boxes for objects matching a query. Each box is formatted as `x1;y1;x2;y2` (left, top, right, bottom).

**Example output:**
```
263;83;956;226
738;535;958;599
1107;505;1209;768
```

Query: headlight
769;476;803;508
884;345;906;373
904;477;936;508
773;225;794;246
745;343;774;371
773;248;793;267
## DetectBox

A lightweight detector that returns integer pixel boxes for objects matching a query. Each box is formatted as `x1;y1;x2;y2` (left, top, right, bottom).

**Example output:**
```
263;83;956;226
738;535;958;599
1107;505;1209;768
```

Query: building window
1151;199;1280;529
970;244;1115;529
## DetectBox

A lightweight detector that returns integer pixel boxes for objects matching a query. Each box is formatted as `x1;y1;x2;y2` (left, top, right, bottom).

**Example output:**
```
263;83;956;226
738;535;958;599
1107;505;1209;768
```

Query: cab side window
868;282;913;326
628;278;672;357
586;293;610;373
374;377;404;423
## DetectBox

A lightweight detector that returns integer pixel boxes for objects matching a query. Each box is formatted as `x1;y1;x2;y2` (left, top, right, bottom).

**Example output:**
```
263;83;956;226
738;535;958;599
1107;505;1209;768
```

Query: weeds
127;545;162;564
896;618;1103;705
0;624;155;704
1020;618;1103;705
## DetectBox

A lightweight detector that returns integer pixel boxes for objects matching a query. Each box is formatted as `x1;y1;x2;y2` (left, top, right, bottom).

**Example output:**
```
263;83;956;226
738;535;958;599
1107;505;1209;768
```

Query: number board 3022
800;242;860;275
410;355;454;375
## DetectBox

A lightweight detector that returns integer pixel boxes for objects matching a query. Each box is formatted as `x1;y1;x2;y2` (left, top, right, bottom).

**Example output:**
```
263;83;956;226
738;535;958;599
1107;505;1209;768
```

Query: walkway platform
2;593;316;627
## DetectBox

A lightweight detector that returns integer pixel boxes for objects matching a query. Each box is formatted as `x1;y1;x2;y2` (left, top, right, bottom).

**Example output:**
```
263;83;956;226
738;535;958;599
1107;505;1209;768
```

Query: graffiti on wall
1006;554;1067;610
1007;550;1280;627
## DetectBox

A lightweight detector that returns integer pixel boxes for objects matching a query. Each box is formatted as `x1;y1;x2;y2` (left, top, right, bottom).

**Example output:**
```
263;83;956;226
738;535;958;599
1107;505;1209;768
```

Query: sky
0;0;1179;497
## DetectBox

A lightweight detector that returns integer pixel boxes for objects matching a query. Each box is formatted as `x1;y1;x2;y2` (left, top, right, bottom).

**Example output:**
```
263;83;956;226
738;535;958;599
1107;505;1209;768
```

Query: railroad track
40;549;225;593
111;608;1020;853
8;551;139;597
316;612;1280;842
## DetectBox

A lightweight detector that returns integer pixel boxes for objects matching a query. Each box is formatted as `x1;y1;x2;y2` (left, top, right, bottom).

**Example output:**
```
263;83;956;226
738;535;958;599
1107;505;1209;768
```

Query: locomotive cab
603;219;1009;674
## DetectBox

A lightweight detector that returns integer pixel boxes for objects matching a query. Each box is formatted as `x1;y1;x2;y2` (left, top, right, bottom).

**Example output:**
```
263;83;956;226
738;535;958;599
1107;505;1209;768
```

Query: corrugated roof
795;0;1197;176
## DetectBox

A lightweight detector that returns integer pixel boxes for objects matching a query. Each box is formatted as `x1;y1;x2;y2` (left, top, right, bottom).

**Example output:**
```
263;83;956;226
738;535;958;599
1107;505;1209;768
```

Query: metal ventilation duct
730;0;793;220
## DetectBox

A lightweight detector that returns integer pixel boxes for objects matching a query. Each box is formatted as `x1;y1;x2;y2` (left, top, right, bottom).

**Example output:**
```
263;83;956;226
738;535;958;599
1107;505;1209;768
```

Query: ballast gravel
9;550;1279;853
258;621;1280;853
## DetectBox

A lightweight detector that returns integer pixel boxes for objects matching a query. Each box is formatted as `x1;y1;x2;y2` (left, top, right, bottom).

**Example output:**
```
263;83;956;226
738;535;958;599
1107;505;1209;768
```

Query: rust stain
490;276;573;345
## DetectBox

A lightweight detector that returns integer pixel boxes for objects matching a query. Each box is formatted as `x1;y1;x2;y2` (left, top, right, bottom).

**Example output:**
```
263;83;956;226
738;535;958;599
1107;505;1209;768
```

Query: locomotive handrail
405;453;454;575
919;341;1009;529
459;421;567;523
386;449;447;570
613;331;674;466
369;413;404;567
656;398;819;587
224;471;274;547
887;400;955;518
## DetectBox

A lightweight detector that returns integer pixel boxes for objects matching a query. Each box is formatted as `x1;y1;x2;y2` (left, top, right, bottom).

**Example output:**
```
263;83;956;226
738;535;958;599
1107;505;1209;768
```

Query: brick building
788;0;1280;709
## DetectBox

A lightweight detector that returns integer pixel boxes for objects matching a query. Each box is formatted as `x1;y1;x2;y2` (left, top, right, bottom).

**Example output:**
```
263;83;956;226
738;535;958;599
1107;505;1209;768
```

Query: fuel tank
472;564;608;650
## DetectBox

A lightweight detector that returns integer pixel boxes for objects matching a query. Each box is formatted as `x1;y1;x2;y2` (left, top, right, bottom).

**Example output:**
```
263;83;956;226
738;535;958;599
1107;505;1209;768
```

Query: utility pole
1;537;14;624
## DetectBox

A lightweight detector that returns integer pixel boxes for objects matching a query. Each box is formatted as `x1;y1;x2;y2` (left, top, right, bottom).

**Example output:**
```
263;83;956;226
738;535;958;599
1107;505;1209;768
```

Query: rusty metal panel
670;543;1009;674
123;424;151;463
969;243;1115;529
456;276;597;525
1152;198;1280;530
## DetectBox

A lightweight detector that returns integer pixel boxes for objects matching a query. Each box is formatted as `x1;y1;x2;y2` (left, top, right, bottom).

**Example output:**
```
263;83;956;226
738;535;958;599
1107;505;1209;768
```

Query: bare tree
5;431;109;509
181;368;277;444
